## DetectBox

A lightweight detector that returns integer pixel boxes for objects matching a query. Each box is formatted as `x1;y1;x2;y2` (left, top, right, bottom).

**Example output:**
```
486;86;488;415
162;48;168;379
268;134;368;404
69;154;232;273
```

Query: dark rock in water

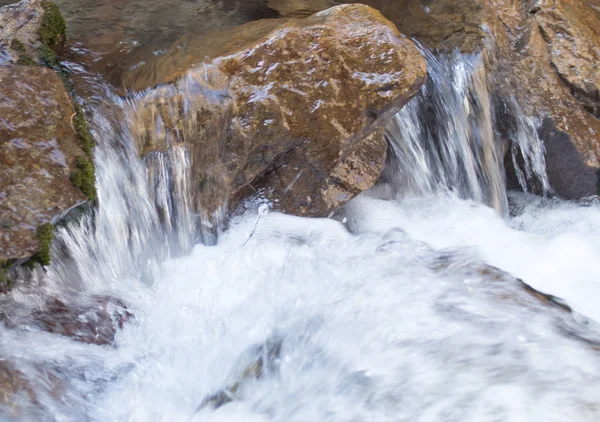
0;360;72;419
197;337;282;412
125;4;426;221
0;361;35;418
32;296;133;346
273;0;600;199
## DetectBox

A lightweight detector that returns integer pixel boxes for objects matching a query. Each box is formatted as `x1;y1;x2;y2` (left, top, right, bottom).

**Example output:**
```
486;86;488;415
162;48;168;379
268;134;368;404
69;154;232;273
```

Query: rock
0;361;35;418
0;0;96;273
0;65;92;264
0;360;71;419
125;4;426;220
271;0;600;199
0;0;66;66
32;296;133;346
197;337;282;412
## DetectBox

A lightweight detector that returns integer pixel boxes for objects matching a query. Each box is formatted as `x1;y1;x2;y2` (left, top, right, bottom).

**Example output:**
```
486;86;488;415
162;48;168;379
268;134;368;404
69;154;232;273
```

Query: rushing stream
2;24;600;422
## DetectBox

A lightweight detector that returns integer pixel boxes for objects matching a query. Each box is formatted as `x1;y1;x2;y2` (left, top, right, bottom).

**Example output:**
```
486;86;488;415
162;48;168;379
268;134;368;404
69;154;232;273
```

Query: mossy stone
70;155;97;200
39;1;66;48
35;224;54;267
10;39;37;65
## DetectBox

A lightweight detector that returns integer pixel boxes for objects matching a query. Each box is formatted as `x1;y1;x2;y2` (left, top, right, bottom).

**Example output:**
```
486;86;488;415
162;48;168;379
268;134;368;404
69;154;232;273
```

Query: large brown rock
125;4;426;220
271;0;600;199
0;66;86;263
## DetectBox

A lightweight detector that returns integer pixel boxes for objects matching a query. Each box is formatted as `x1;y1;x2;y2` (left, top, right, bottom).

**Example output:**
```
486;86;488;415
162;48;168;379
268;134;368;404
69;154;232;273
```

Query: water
384;52;550;217
2;41;600;422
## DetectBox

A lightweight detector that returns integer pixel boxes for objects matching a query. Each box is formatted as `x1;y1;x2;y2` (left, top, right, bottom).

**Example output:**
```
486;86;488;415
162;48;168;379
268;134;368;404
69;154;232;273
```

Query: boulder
271;0;600;199
0;66;89;264
125;4;426;220
0;0;66;66
0;0;96;272
32;296;133;346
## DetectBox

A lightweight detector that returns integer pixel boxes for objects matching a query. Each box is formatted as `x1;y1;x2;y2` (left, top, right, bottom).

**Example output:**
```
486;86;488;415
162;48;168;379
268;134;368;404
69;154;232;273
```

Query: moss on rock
39;1;66;48
10;39;37;65
70;155;97;200
35;223;54;267
73;104;95;158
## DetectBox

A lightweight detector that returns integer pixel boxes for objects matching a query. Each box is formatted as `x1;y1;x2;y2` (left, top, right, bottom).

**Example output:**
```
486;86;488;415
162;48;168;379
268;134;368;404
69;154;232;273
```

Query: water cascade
1;50;600;421
384;52;550;216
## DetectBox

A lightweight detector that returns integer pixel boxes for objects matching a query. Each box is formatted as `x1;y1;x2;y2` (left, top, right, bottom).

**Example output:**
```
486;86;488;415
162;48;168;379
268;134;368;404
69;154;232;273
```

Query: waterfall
384;52;550;216
47;94;196;291
3;47;600;422
45;52;554;291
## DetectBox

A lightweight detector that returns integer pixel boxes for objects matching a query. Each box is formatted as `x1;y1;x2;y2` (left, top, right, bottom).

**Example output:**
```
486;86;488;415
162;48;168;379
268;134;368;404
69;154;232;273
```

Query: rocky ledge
0;0;96;281
125;4;427;221
270;0;600;199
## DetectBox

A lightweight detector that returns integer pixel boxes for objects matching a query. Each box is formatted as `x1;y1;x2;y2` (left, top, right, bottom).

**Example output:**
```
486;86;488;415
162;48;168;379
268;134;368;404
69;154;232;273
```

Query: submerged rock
197;337;282;412
32;296;133;346
0;361;36;418
125;4;426;220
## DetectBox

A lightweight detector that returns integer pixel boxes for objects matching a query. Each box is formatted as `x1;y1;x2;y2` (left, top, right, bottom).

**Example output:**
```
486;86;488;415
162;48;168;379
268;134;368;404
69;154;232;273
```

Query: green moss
10;39;37;65
70;104;97;200
38;43;60;67
37;43;73;91
70;155;97;200
10;39;26;53
34;224;54;267
73;104;95;158
39;1;66;48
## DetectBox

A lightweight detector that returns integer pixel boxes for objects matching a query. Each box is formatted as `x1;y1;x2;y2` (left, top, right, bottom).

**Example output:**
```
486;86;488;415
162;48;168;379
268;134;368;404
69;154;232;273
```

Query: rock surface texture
126;4;426;220
271;0;600;198
0;66;86;262
0;0;66;65
0;0;95;267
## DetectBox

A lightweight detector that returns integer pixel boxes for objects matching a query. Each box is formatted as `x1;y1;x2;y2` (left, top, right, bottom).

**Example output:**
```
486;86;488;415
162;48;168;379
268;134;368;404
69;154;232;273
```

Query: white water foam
4;193;600;421
85;195;600;421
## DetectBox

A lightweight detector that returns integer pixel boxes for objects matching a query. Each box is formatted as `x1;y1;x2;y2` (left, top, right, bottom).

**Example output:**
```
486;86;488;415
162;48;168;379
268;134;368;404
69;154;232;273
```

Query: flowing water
2;13;600;421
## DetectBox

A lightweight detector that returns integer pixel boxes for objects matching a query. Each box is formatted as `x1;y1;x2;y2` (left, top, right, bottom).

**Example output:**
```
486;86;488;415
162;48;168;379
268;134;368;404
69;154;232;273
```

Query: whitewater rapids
3;190;599;421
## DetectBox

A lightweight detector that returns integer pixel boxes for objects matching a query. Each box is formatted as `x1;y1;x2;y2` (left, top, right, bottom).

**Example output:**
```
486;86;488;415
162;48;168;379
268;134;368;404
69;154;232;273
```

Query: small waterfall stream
2;51;600;421
384;52;550;216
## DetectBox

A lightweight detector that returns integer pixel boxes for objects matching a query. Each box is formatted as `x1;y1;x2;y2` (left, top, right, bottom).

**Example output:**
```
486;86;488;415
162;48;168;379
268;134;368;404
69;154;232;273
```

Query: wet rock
272;0;600;199
126;4;426;220
0;66;90;264
403;0;600;199
0;361;35;418
197;337;282;412
0;360;71;419
0;0;96;274
33;296;133;346
0;0;66;66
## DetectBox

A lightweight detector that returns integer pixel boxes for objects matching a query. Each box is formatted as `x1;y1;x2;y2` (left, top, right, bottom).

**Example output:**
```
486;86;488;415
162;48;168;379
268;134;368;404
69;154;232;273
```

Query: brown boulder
32;296;133;346
125;4;426;220
272;0;600;199
0;66;87;263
